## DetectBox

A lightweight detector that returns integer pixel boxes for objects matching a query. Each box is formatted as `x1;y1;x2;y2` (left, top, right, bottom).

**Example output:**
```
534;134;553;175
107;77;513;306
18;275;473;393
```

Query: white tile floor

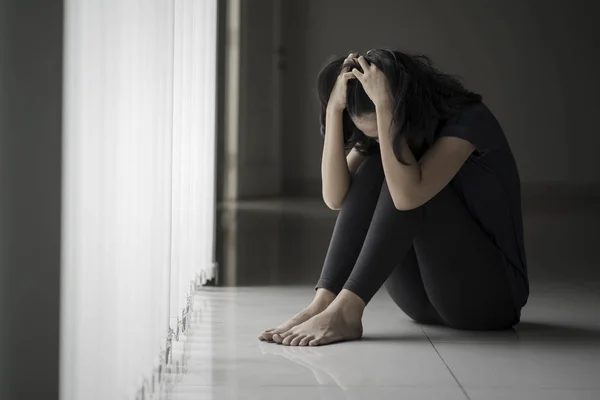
164;199;600;399
165;282;600;400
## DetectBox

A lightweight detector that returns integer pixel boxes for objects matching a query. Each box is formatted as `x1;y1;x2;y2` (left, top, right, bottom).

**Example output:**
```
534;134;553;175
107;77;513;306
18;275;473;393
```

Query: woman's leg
276;160;518;345
383;247;444;326
380;183;519;330
410;184;519;330
259;154;385;341
315;154;386;294
342;180;518;330
273;178;426;345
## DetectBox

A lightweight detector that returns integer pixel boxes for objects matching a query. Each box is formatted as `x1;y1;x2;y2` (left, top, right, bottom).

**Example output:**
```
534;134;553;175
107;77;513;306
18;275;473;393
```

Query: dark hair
316;48;482;163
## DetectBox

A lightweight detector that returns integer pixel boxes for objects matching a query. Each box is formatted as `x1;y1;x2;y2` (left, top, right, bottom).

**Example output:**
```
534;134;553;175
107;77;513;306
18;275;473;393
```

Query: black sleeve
437;103;495;156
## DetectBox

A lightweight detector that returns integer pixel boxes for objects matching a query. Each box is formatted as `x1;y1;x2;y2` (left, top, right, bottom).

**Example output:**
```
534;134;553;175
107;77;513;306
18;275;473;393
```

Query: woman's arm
321;107;366;210
350;55;474;211
376;102;474;210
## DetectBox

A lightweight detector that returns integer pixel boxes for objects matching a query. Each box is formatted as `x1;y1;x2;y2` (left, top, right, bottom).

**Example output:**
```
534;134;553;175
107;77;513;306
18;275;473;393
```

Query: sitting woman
259;49;529;346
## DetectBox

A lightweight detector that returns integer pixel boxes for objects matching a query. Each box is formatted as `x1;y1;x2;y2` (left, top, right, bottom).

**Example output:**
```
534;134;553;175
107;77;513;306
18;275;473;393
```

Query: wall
280;0;600;196
1;0;219;398
232;0;283;199
0;1;63;398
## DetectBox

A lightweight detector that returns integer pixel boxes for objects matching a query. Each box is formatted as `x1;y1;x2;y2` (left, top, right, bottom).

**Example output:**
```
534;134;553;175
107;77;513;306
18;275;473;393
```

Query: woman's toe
290;335;303;346
308;337;321;346
299;336;313;346
281;329;293;338
272;334;282;343
259;329;274;340
273;330;290;343
282;334;298;346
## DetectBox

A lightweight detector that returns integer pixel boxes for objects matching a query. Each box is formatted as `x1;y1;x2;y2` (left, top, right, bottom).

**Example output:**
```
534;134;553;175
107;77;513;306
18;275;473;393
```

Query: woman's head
316;48;482;161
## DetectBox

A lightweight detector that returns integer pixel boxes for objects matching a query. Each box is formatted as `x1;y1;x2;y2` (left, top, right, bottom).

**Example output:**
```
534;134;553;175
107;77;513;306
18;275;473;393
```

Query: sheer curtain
60;0;217;399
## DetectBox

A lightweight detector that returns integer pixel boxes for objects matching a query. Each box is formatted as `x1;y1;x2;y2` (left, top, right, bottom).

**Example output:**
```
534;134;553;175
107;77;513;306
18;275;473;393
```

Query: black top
437;102;529;308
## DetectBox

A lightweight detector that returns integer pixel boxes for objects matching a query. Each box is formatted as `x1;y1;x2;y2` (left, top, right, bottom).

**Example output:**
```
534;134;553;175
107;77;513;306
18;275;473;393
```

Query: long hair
316;48;482;163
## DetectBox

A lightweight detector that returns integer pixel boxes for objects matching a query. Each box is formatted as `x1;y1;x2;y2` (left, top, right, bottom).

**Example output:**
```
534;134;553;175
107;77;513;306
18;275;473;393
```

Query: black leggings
316;153;520;330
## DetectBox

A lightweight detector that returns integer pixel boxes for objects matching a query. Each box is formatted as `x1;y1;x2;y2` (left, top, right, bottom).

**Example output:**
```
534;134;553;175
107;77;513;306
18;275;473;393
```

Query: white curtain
60;0;217;399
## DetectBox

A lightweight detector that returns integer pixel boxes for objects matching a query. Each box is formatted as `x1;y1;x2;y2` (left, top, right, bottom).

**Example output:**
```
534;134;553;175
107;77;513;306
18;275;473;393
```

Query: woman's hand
351;56;394;111
327;53;358;113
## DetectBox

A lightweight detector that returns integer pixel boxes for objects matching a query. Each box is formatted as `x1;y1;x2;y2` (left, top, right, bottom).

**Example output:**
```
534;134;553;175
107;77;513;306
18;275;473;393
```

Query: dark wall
0;1;63;398
280;0;600;196
215;0;227;203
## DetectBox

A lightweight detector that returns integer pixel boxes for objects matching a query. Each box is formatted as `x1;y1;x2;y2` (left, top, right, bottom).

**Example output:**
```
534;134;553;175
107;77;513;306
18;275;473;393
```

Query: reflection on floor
165;198;600;400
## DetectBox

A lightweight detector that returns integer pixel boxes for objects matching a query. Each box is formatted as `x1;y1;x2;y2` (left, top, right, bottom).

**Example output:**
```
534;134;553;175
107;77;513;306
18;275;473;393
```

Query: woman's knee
354;153;384;180
386;286;442;325
336;156;385;213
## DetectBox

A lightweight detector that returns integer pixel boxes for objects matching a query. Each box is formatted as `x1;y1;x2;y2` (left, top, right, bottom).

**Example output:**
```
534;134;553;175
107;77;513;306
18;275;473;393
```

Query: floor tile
177;287;458;389
168;385;468;400
466;388;600;400
434;341;600;389
253;340;457;388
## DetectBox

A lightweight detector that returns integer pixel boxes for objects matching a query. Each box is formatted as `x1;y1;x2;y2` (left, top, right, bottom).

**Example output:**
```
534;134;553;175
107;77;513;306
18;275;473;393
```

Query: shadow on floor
361;321;600;343
515;321;600;341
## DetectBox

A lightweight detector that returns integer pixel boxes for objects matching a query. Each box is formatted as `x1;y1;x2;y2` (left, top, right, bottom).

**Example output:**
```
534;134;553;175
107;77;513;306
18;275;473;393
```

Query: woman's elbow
322;186;349;211
393;201;419;211
323;198;343;211
391;192;423;211
322;192;344;210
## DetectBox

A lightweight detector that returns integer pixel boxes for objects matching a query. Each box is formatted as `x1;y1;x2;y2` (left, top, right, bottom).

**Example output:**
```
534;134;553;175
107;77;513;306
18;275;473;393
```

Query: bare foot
259;289;335;342
273;289;365;347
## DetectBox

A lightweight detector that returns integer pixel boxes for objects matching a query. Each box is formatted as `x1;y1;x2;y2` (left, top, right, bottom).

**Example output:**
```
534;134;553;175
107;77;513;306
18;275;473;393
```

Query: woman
259;49;529;347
